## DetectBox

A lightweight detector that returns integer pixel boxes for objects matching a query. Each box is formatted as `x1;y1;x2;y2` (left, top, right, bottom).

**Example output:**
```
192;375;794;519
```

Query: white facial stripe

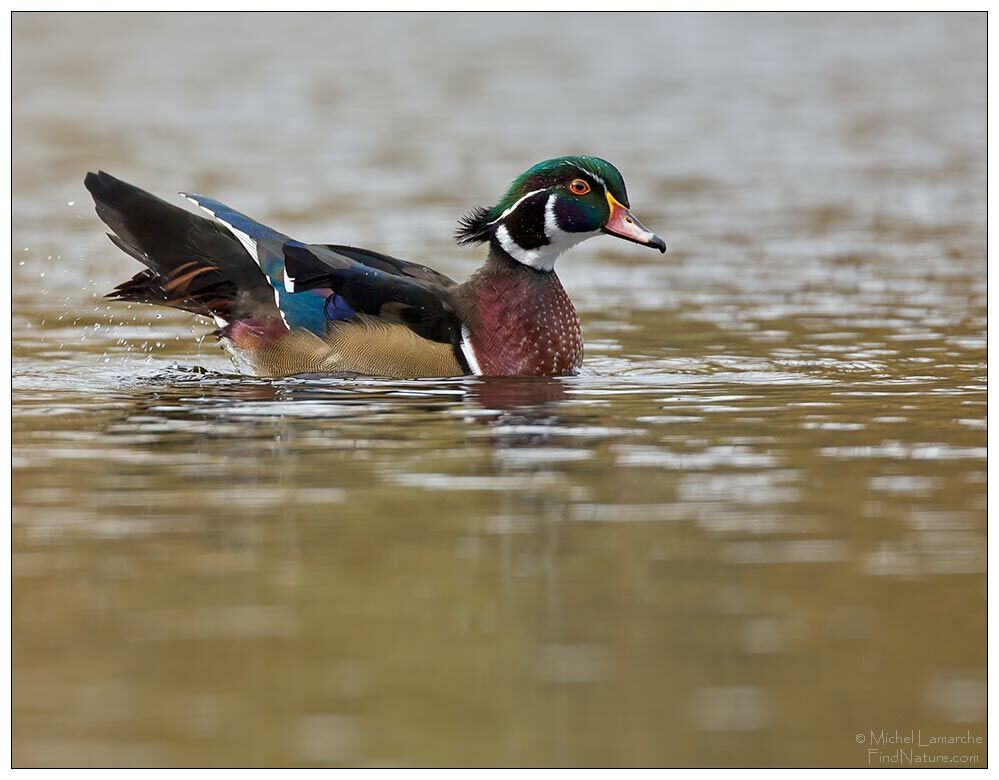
491;173;606;270
460;324;483;376
543;193;560;241
566;161;605;187
487;188;547;225
493;193;570;271
283;269;296;293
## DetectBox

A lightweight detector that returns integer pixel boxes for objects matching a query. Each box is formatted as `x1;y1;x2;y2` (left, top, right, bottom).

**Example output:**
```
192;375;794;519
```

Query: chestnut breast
463;267;583;376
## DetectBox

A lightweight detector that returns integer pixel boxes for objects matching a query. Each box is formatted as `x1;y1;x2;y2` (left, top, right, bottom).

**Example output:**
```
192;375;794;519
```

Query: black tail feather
105;232;147;264
85;171;276;322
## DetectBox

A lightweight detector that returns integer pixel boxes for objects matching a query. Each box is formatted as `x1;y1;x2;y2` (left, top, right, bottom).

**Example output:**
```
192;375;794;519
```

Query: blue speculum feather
279;287;330;334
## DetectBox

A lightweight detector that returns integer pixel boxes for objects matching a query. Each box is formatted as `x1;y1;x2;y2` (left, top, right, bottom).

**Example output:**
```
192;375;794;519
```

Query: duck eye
569;179;590;195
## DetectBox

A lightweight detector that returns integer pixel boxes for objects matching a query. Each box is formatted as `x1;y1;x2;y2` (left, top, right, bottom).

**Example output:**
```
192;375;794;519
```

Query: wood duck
85;157;666;378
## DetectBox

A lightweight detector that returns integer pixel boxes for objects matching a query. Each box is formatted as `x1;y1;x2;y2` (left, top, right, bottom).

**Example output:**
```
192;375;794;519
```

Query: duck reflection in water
131;367;577;439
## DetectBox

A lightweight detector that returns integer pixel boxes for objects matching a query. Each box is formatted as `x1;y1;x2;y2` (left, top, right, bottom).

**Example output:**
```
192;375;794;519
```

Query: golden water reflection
13;11;985;768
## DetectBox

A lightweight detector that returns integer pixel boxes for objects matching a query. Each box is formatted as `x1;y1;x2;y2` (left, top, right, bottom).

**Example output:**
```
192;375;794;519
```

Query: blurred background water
12;12;986;767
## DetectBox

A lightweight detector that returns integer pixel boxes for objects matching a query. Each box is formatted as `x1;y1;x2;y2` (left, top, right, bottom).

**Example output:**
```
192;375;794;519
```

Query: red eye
569;179;591;195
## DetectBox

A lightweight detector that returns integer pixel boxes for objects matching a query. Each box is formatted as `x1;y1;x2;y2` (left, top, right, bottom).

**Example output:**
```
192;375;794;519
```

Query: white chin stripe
460;324;483;376
495;196;596;272
495;224;542;269
183;195;260;265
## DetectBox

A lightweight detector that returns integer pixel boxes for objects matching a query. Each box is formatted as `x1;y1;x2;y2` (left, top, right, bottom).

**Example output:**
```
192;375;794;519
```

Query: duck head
456;156;667;271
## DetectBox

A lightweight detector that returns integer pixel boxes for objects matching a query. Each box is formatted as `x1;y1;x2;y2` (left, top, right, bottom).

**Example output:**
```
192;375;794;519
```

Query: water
12;12;986;767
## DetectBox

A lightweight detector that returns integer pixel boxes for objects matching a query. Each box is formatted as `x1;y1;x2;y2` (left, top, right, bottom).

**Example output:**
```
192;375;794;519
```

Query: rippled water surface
12;12;986;767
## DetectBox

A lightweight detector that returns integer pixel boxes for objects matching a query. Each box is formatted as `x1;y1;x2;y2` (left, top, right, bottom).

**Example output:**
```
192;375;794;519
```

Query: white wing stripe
182;195;288;330
182;195;260;266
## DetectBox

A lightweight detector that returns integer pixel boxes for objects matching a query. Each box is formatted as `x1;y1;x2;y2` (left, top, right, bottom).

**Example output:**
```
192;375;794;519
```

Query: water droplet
67;201;75;206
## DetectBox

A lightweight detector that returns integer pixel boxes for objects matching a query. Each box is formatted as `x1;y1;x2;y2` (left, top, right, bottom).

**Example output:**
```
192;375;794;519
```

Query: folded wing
282;242;462;346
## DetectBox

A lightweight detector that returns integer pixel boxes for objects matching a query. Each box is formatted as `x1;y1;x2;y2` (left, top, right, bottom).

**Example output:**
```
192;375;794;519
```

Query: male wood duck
85;157;666;378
